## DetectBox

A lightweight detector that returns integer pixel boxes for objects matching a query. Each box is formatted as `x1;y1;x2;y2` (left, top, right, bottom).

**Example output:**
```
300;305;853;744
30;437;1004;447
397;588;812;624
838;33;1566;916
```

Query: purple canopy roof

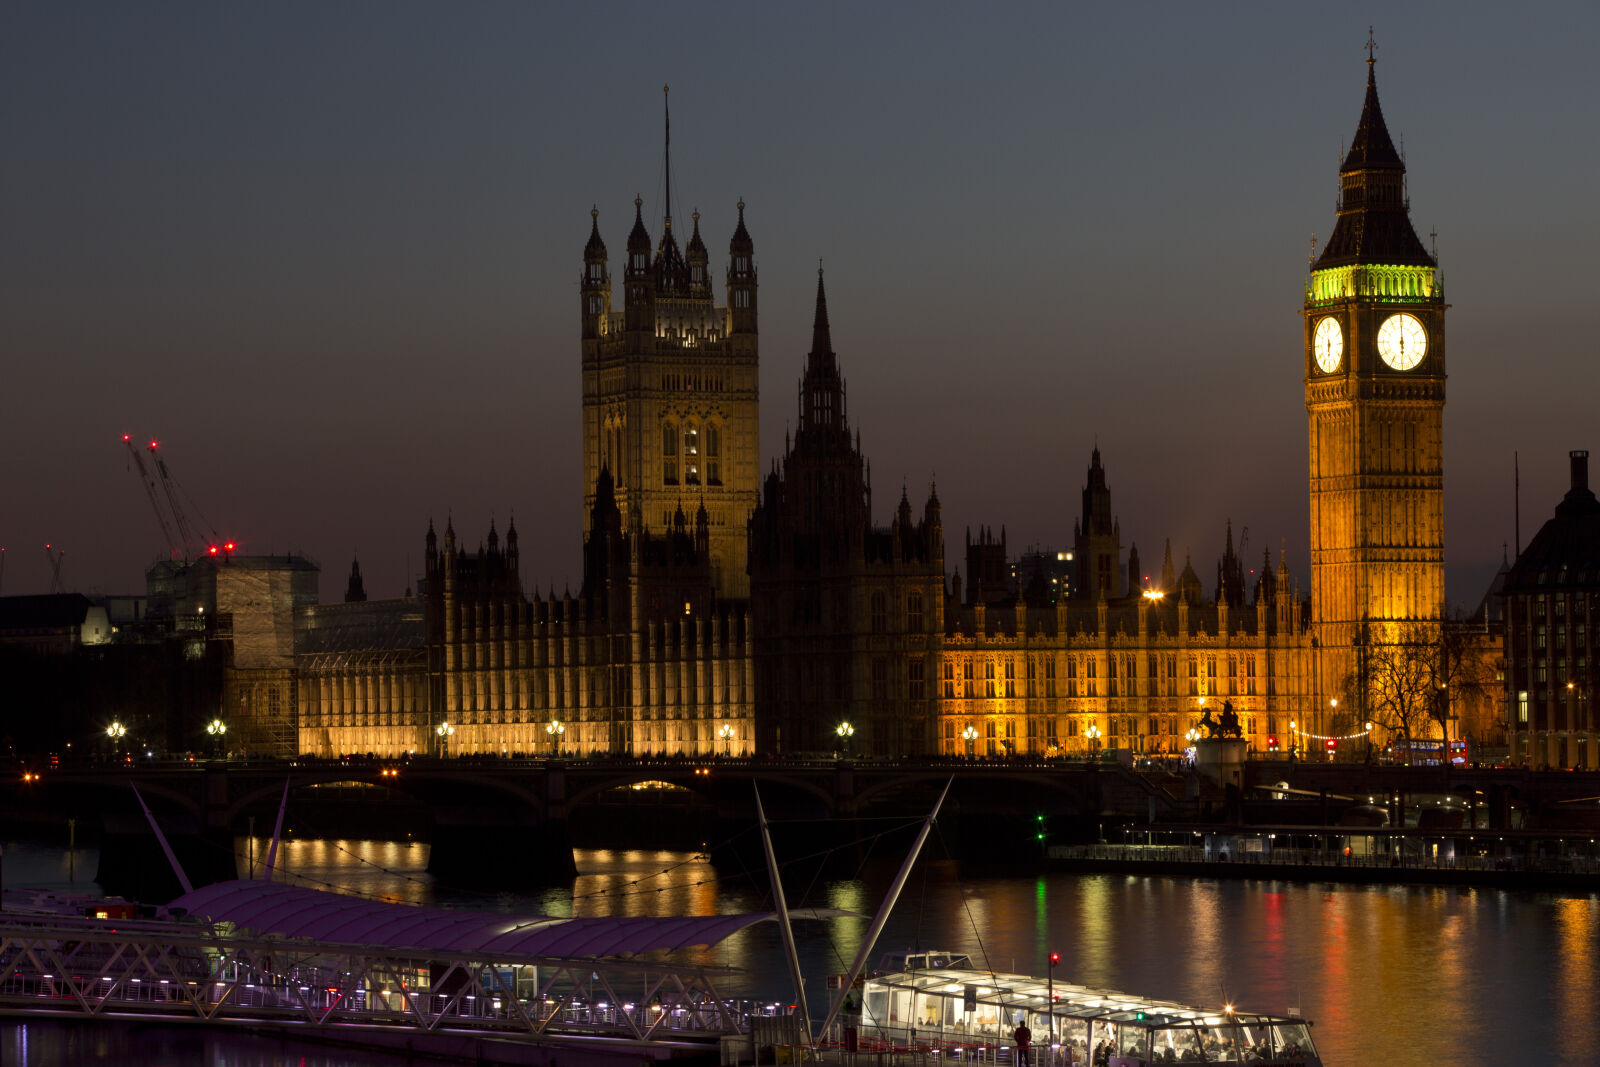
171;880;844;960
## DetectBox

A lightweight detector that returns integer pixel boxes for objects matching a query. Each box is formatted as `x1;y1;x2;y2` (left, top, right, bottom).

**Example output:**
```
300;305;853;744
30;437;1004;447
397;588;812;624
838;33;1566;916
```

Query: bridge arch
222;769;547;826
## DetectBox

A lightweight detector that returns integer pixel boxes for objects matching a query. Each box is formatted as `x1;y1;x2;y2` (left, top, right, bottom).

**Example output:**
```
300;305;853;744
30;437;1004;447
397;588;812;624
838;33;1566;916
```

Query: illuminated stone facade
581;199;759;600
1304;58;1447;729
936;461;1312;758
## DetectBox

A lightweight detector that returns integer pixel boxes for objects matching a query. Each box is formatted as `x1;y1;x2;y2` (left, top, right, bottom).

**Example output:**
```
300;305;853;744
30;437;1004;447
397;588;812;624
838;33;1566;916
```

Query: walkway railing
0;913;777;1044
1054;843;1600;876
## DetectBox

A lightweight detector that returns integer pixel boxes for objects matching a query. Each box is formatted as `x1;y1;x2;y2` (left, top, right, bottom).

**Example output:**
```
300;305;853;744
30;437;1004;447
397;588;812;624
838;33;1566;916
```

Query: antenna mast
663;84;672;230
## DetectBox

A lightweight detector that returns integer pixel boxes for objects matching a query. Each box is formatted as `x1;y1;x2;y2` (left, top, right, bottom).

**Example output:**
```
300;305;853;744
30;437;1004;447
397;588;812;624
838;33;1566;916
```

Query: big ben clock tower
1304;38;1446;723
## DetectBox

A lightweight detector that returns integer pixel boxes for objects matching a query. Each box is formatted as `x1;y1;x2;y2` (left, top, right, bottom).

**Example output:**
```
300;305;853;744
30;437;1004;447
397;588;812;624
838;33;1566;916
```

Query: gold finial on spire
1366;26;1378;66
818;257;823;277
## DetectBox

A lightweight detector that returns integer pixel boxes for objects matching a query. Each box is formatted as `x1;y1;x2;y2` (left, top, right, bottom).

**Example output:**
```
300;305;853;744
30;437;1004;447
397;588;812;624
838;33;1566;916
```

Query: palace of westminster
176;57;1589;768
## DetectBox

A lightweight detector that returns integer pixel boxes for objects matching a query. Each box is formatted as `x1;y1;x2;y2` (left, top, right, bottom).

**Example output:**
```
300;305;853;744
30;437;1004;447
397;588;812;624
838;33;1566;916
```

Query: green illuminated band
1305;264;1439;307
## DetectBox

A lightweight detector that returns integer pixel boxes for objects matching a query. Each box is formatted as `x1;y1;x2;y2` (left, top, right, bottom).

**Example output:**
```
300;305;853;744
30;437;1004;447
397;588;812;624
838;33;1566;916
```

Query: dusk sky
3;2;1595;608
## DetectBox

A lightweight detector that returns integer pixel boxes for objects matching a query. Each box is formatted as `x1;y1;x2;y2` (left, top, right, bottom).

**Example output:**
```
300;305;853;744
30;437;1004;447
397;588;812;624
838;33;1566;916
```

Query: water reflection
5;837;1599;1066
1;1018;417;1066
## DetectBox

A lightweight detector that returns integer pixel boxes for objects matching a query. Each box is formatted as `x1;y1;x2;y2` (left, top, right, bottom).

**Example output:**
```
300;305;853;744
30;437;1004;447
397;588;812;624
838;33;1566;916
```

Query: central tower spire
663;85;672;233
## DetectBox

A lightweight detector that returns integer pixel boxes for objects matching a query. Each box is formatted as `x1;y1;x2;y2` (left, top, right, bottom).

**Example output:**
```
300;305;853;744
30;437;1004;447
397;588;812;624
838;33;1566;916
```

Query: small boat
847;956;1320;1066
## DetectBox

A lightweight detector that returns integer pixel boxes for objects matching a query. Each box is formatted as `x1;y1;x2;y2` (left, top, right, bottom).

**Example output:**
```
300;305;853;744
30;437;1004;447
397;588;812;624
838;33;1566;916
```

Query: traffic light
1035;813;1047;842
1325;738;1337;751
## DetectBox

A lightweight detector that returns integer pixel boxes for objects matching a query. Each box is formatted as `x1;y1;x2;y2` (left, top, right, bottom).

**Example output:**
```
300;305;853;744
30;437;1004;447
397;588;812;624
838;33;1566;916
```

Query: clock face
1313;317;1343;373
1377;313;1427;370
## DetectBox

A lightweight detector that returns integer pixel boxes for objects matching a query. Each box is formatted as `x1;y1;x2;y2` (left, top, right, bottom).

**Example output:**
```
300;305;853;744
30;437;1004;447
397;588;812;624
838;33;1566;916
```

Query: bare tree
1346;620;1500;763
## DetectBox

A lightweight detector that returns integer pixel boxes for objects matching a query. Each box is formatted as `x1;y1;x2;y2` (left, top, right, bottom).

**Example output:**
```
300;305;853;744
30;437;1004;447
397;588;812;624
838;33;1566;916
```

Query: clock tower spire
1303;38;1447;734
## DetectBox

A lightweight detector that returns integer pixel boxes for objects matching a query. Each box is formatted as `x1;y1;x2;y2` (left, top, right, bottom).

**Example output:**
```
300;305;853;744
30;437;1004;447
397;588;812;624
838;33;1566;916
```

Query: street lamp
435;720;455;758
835;721;854;758
1085;724;1101;759
962;724;978;759
545;719;564;757
718;722;735;757
1047;951;1060;1052
1365;721;1374;763
206;718;226;758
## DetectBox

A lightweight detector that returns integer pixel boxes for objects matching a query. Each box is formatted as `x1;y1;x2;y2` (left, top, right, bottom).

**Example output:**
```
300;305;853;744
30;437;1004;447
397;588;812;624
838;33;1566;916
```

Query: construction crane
44;543;65;593
122;434;181;559
120;434;231;561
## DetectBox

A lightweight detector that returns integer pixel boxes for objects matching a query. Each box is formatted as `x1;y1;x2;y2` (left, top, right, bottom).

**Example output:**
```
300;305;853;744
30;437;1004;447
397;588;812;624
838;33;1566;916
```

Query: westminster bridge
6;756;1597;899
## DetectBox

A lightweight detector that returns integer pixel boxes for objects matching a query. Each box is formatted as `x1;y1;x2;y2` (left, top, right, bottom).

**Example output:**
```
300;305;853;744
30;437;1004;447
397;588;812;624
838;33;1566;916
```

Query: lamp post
1365;721;1374;764
962;724;978;759
106;721;126;760
435;720;454;759
206;718;227;758
545;719;564;758
718;722;735;757
1288;720;1297;761
1047;950;1059;1056
835;721;854;759
1085;724;1101;760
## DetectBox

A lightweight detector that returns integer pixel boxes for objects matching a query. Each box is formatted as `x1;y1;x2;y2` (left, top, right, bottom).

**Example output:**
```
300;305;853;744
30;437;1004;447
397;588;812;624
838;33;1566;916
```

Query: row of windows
869;591;926;632
664;422;721;485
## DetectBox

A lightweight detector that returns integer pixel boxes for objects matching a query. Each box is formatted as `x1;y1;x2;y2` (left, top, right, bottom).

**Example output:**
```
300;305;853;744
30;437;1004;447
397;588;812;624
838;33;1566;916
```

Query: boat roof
864;966;1306;1028
170;879;851;962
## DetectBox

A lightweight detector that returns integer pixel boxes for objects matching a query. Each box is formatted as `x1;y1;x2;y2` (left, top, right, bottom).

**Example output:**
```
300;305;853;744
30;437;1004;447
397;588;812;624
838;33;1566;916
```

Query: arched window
870;592;886;633
706;424;721;485
684;424;699;484
663;423;678;485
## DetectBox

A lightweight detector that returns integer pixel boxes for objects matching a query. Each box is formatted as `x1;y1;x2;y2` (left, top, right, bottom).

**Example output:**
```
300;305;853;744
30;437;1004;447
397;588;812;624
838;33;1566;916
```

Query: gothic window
909;660;925;701
1188;658;1198;696
684;424;699;485
907;591;924;632
1045;658;1057;698
706;424;721;485
1026;658;1037;698
872;658;888;702
985;661;996;699
943;661;955;699
663;423;678;484
1247;658;1257;696
871;592;887;633
963;661;974;699
1046;718;1058;741
1004;660;1015;698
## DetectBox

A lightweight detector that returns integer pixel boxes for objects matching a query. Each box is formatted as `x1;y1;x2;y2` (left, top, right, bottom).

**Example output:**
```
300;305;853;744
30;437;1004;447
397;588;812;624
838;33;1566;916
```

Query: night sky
3;3;1595;608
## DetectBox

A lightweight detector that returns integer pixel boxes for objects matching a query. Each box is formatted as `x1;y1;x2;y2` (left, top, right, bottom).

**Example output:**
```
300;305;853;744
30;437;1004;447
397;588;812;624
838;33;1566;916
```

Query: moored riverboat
849;957;1319;1066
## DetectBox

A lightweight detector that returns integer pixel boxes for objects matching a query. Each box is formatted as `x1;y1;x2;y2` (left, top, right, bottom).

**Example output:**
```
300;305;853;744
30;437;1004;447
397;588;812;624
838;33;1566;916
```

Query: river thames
2;836;1597;1066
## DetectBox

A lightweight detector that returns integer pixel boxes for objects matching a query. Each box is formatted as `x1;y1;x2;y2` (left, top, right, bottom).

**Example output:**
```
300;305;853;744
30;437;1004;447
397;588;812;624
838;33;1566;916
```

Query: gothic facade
748;273;946;756
277;57;1516;762
581;197;759;600
1303;54;1448;715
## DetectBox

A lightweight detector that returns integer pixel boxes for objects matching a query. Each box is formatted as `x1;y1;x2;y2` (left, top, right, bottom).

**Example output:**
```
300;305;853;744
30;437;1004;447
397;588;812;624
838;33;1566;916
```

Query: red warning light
121;434;131;442
224;542;236;552
1325;738;1337;750
208;545;219;556
149;440;158;450
1048;952;1060;966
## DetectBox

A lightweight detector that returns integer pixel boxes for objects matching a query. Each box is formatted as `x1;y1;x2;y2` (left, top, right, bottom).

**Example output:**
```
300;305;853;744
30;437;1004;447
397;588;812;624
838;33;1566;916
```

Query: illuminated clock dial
1377;313;1427;370
1313;317;1343;373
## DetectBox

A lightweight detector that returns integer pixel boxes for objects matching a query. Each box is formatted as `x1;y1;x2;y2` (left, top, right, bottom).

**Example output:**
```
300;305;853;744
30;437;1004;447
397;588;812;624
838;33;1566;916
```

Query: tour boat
850;955;1320;1066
